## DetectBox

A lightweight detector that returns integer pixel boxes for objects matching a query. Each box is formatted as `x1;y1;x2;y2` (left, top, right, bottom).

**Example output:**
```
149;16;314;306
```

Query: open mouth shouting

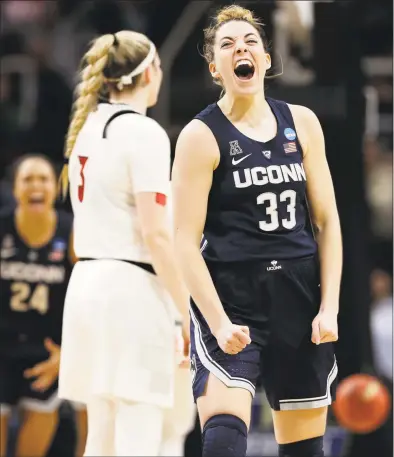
234;59;255;81
28;194;46;209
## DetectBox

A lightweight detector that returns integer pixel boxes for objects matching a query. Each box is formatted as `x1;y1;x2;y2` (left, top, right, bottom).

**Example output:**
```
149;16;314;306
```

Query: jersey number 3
78;156;89;202
257;190;297;231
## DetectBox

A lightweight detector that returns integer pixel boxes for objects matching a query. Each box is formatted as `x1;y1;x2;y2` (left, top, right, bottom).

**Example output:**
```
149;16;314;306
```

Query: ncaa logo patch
284;128;296;141
262;150;271;159
48;239;66;262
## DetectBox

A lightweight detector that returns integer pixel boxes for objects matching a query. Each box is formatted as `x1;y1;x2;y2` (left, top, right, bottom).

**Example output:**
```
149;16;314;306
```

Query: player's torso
69;104;149;262
0;210;73;344
197;98;317;262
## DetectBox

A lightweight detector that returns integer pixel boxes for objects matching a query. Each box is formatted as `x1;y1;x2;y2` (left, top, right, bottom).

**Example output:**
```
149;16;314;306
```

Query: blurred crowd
0;1;392;456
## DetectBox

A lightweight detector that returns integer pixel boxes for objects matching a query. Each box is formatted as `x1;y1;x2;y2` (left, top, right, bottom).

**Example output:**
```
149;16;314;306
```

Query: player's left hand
24;338;60;391
311;309;338;345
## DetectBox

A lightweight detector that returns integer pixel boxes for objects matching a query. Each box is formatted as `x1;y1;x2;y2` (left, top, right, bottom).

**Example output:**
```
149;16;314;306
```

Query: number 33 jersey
195;98;317;262
0;209;73;345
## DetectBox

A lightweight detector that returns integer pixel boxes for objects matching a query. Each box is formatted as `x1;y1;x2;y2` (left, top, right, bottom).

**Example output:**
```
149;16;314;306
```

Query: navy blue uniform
190;98;337;411
0;209;73;409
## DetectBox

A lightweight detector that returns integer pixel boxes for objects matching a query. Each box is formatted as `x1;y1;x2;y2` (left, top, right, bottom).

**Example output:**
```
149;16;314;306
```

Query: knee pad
202;414;248;457
279;436;324;457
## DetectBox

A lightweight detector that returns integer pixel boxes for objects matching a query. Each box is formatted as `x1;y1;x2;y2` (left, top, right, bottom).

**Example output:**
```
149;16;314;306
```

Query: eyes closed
220;39;258;49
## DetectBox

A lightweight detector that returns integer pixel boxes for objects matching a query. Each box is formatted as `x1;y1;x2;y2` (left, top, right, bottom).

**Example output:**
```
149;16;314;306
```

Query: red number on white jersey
78;156;88;202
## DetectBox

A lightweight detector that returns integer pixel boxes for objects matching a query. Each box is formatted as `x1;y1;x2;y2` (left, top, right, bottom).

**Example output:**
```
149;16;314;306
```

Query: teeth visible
235;60;253;68
30;194;44;202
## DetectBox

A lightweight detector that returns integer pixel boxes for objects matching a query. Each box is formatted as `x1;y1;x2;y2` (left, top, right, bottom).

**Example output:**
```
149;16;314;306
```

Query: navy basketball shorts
0;341;60;414
190;255;338;411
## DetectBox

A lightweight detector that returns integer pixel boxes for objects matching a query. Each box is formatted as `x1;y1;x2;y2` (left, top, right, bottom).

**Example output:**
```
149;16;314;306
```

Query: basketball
332;374;392;434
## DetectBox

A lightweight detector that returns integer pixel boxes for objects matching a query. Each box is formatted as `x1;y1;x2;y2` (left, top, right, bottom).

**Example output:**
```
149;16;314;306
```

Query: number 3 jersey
195;97;317;262
0;209;73;345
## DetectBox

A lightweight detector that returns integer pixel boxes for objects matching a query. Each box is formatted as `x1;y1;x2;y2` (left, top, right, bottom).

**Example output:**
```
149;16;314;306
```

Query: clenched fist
215;323;251;355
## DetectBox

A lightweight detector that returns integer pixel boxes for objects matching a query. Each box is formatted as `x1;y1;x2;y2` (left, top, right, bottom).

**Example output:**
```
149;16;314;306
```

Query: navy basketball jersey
0;210;73;345
195;97;317;262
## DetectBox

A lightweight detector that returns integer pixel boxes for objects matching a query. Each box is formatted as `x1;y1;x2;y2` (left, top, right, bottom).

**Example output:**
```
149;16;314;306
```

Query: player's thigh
262;337;337;443
190;306;259;430
16;409;59;457
0;410;9;457
162;366;195;439
272;406;328;444
73;403;88;457
197;373;253;429
84;395;116;456
114;399;164;456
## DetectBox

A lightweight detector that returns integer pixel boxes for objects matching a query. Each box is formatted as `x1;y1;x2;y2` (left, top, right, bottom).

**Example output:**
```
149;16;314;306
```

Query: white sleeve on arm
126;118;171;195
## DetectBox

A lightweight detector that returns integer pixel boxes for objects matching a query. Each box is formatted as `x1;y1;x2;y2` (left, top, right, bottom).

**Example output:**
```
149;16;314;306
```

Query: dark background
0;1;392;456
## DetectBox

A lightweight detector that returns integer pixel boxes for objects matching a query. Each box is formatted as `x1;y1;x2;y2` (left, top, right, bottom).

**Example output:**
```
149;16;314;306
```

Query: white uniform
59;104;176;408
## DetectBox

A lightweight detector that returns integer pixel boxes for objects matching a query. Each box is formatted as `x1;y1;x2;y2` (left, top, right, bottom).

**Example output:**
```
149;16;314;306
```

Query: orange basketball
332;374;391;434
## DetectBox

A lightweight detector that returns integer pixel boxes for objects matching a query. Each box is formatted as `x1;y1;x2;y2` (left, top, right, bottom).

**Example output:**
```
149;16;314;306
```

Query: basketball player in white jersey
57;31;193;456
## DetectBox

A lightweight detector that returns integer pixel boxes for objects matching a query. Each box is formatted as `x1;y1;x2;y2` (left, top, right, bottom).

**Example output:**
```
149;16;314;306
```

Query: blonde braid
59;34;115;199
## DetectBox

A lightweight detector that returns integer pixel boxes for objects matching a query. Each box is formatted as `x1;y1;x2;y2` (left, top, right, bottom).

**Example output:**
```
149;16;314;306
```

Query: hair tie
63;157;69;165
113;34;119;47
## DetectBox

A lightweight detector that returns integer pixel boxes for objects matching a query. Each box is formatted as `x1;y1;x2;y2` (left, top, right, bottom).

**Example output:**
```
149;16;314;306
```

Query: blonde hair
59;31;152;199
203;5;269;89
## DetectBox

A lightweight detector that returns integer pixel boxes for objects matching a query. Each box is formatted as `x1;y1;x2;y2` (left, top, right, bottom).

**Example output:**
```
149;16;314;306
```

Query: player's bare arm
135;191;190;337
172;120;251;354
291;104;342;344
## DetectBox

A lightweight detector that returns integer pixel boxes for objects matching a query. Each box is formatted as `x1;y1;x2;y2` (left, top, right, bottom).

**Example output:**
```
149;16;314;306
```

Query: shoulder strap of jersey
102;109;140;139
266;97;296;128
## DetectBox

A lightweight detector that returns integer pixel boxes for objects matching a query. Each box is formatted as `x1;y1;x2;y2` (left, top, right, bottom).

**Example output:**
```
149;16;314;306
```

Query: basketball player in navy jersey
0;154;86;457
173;5;342;457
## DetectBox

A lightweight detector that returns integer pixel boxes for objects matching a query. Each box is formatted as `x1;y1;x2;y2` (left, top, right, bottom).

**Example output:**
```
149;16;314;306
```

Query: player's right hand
24;338;60;391
215;324;251;355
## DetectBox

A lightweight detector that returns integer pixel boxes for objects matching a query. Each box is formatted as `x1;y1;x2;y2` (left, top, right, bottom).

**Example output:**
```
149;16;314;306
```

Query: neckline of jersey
99;102;144;116
215;97;279;146
13;211;59;251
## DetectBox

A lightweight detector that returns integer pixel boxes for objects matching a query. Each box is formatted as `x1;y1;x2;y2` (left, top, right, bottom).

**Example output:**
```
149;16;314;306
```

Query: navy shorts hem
190;309;256;401
190;307;338;411
0;347;60;413
276;357;338;411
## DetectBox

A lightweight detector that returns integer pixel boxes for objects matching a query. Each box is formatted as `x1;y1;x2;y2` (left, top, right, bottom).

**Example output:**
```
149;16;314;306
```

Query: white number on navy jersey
257;192;279;231
257;190;297;231
10;282;49;314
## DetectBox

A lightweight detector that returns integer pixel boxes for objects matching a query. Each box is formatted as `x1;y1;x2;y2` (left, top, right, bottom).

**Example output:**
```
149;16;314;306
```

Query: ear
209;62;220;79
143;66;152;84
265;53;272;70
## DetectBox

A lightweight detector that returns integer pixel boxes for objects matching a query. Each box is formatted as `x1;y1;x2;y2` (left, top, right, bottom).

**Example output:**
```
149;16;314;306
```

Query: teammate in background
58;31;191;456
0;154;87;457
173;5;342;457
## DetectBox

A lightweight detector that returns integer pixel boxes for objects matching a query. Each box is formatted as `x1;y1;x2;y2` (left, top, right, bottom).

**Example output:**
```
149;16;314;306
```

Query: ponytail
59;34;115;199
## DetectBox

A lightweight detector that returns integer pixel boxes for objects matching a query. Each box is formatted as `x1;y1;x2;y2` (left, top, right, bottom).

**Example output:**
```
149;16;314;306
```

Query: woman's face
210;20;271;96
14;158;56;213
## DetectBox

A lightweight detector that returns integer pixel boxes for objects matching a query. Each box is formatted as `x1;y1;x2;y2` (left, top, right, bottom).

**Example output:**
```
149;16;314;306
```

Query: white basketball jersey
69;103;171;263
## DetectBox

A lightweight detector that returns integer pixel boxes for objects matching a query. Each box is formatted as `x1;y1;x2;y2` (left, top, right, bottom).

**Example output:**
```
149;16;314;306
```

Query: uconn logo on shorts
267;260;282;271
